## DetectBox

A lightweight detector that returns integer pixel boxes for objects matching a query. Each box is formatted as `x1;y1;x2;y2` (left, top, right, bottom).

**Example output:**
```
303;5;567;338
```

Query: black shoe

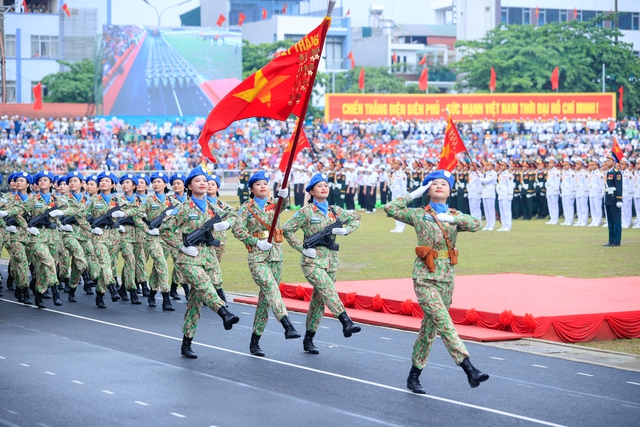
108;284;120;302
68;287;77;302
162;292;175;311
170;283;181;300
217;306;239;330
216;288;228;306
130;290;141;304
249;333;265;357
460;358;489;388
119;285;129;301
280;315;301;339
62;278;70;293
96;292;106;308
41;288;51;299
23;288;32;305
602;243;612;247
148;290;157;307
51;286;62;306
82;271;95;288
7;271;14;290
141;282;150;297
182;284;190;301
34;292;46;309
83;277;94;295
303;330;319;354
610;243;620;247
15;287;24;303
407;365;426;394
181;335;197;359
338;312;361;338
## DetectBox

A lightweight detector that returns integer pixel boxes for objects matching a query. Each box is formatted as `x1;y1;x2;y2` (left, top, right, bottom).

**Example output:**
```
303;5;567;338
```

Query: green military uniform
144;192;173;294
115;193;147;295
535;167;548;218
86;193;121;295
3;194;31;294
166;193;188;294
134;193;149;290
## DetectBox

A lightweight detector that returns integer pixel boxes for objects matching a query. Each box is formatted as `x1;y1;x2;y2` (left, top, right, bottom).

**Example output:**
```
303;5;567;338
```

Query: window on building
31;35;58;58
1;80;16;103
5;34;16;57
538;9;546;25
619;12;632;30
508;7;522;25
500;7;507;24
324;36;343;70
582;10;596;22
559;10;568;22
546;9;559;23
632;12;639;30
523;9;530;25
576;10;582;21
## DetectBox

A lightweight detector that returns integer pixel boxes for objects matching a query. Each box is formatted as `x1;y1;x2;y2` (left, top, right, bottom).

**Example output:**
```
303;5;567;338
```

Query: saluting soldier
237;160;250;205
603;153;623;246
168;172;189;300
620;158;634;228
521;162;535;220
282;172;362;355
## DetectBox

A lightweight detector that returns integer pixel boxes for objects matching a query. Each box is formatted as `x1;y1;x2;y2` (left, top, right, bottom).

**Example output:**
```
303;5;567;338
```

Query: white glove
59;224;73;232
435;213;457;224
49;209;65;217
91;227;103;235
606;188;615;195
180;245;199;257
237;182;244;189
5;225;17;233
0;210;8;217
256;239;273;251
616;202;622;208
407;182;431;201
111;210;125;218
302;248;317;258
340;195;345;199
147;228;160;236
331;227;348;235
26;227;40;236
118;225;126;233
277;188;289;199
213;220;230;231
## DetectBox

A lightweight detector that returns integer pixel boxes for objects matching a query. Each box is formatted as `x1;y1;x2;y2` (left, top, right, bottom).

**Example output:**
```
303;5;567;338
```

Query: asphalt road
1;282;639;426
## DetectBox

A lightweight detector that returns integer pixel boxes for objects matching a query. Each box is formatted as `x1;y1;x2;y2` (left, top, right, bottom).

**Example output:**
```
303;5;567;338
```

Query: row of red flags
216;3;290;27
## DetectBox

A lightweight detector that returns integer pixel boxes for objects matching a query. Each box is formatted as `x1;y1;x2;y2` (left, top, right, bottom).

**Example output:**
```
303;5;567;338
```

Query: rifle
28;206;57;229
303;217;344;251
182;213;225;247
4;215;18;227
90;206;121;229
60;215;78;226
149;205;174;229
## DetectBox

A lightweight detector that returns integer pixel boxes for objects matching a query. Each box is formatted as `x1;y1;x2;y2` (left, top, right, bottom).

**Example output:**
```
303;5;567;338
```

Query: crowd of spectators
1;115;639;177
102;26;145;80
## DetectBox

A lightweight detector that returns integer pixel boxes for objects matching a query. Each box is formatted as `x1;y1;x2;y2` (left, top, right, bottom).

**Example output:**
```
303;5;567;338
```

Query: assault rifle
4;215;18;227
303;217;344;251
60;215;78;226
182;213;225;247
149;205;174;229
28;207;57;229
90;206;121;229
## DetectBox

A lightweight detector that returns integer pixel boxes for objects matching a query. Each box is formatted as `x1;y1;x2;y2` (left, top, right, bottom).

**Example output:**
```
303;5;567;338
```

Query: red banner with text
325;93;616;121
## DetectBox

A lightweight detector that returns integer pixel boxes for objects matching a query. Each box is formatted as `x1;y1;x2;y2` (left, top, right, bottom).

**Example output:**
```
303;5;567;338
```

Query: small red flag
618;86;624;113
282;3;287;14
22;0;27;13
216;14;226;27
61;3;71;17
238;12;246;26
611;136;625;162
345;8;350;16
418;55;426;66
574;7;578;20
33;83;43;110
489;67;497;92
358;67;365;91
438;116;467;171
278;128;311;172
262;8;268;19
347;51;355;69
535;7;539;21
419;68;428;91
392;52;397;64
550;66;559;90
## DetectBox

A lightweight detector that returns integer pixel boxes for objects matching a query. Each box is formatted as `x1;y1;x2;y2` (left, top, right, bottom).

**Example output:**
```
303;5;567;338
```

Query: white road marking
172;89;183;117
292;321;302;324
72;380;84;384
566;394;583;398
490;357;504;360
11;301;568;427
134;401;149;406
532;364;548;369
171;413;186;418
37;423;50;427
241;312;251;315
0;416;21;427
102;390;114;395
319;326;330;329
622;405;639;409
577;373;593;377
6;410;18;415
44;371;55;376
380;337;391;340
627;381;640;386
19;363;29;367
517;384;534;388
0;356;5;359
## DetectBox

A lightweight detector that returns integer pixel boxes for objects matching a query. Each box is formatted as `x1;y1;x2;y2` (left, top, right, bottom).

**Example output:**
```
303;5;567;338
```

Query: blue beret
65;171;85;184
185;166;208;187
97;171;118;185
86;174;99;184
207;173;221;188
306;172;328;192
138;173;151;185
34;170;54;184
169;173;186;185
248;170;270;188
422;169;454;188
15;171;33;185
150;172;169;184
119;173;139;185
8;172;17;183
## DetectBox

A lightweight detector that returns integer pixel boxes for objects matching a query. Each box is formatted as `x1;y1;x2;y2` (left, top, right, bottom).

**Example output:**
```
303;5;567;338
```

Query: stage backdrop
102;25;242;117
324;93;616;121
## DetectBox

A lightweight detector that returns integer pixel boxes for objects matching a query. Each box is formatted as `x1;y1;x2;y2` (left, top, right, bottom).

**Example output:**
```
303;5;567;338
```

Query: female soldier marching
384;169;489;393
168;172;189;300
282;172;362;354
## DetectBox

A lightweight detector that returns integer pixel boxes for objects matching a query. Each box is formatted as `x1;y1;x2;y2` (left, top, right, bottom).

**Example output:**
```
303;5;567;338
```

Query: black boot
249;333;265;357
68;287;77;302
338;312;361;338
181;335;197;359
96;292;106;308
108;284;120;302
136;283;142;295
51;286;62;306
280;316;301;339
182;284;190;301
148;290;157;307
129;290;141;305
460;358;489;388
162;292;175;311
141;282;150;297
15;287;24;302
6;267;14;290
118;285;129;301
216;288;227;306
406;365;426;394
82;272;94;294
303;330;319;354
170;283;181;300
41;287;51;299
217;306;239;330
34;292;46;309
62;278;70;293
23;288;32;305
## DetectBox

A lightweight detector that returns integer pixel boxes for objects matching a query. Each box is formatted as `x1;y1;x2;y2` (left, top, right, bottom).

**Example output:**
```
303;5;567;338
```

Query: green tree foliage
318;66;408;94
241;39;294;79
453;13;640;117
41;59;95;103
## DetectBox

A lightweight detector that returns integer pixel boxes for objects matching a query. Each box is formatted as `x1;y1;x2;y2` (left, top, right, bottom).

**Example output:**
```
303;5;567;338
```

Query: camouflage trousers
165;246;185;286
28;240;58;293
250;260;287;335
302;264;346;332
63;236;94;289
147;236;169;293
180;263;225;338
214;245;225;263
6;240;29;289
118;239;137;291
93;239;116;293
57;234;69;280
411;279;469;370
134;238;148;284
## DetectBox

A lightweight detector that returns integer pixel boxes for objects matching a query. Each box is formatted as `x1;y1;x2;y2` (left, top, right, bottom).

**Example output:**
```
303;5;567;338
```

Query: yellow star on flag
233;70;290;107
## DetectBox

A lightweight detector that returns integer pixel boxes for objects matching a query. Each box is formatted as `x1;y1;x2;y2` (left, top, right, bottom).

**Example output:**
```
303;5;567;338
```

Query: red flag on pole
238;12;246;26
216;14;226;26
22;0;27;13
574;7;578;20
489;67;497;92
550;66;559;90
282;3;288;14
347;51;355;69
262;8;268;19
278;128;311;172
198;17;331;163
438;115;468;171
418;68;428;91
345;8;350;16
535;7;539;21
358;67;365;91
418;55;426;66
611;136;625;162
33;83;43;110
61;3;71;17
618;86;624;112
392;52;397;64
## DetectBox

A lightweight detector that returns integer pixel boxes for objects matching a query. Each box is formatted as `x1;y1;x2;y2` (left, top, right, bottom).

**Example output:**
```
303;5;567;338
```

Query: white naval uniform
496;170;514;231
621;168;634;228
575;169;590;226
588;169;604;226
560;169;576;225
633;170;640;228
546;168;561;224
468;170;483;222
479;170;497;230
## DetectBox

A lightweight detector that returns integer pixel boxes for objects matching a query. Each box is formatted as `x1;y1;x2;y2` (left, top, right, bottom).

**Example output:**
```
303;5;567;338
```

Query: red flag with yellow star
437;115;467;171
199;16;331;162
278;128;311;172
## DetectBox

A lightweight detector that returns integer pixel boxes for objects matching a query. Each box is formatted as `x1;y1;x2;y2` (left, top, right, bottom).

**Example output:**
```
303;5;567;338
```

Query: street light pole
142;0;192;26
0;6;9;103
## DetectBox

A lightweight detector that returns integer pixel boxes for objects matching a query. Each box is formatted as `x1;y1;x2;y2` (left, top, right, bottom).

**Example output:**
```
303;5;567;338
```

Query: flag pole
446;108;472;161
266;1;335;243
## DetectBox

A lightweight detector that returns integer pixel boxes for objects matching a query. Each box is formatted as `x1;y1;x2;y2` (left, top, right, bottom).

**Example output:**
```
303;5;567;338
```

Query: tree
453;13;640;117
241;39;294;79
318;66;408;94
41;59;95;103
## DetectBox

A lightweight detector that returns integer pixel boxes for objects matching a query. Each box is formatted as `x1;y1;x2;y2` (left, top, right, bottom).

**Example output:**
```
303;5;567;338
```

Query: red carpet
233;274;640;343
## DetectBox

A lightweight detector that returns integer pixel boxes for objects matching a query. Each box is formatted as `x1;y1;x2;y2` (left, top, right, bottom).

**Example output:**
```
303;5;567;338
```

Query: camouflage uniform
115;194;147;291
207;197;238;289
144;193;172;293
60;193;99;289
282;203;361;331
385;195;481;369
231;197;288;335
167;193;188;286
86;194;121;293
134;193;149;286
3;194;30;290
